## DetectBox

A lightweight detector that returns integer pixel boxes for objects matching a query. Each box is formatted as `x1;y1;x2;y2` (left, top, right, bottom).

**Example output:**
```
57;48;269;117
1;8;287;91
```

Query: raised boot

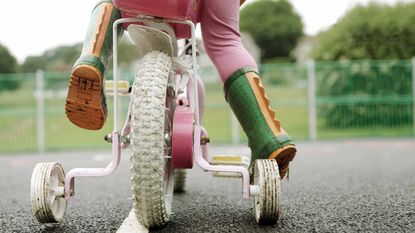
65;0;122;130
224;68;297;179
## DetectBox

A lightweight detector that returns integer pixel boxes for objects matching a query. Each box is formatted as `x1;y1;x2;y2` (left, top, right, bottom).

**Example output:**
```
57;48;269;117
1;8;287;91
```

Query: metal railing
0;59;414;153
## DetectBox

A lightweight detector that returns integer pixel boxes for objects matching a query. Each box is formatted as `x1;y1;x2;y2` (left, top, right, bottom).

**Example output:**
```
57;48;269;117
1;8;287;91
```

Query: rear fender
127;24;174;59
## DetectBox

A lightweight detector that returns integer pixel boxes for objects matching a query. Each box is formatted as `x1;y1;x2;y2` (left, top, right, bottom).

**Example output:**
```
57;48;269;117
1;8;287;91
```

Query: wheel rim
49;165;66;221
164;159;174;215
253;162;262;222
163;90;175;215
252;160;281;224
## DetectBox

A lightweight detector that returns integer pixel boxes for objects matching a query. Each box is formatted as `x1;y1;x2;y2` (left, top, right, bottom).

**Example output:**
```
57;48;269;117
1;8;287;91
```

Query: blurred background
0;0;414;154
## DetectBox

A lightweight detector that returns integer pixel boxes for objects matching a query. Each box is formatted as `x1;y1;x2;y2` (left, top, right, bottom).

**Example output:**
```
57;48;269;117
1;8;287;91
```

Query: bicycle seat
114;0;199;20
114;0;201;38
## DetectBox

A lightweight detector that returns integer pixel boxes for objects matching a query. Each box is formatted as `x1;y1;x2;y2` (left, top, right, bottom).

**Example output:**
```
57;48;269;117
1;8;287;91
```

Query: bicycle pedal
213;171;243;178
211;155;250;166
104;80;130;96
211;155;249;178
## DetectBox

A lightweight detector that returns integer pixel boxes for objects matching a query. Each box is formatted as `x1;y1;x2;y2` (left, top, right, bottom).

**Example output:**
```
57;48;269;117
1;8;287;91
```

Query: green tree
312;2;415;60
22;43;82;73
21;38;139;89
312;2;415;128
0;43;18;74
0;43;20;91
22;38;138;73
240;0;303;61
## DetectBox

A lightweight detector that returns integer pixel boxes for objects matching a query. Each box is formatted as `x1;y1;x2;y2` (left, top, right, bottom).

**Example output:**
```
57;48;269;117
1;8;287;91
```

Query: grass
0;75;413;154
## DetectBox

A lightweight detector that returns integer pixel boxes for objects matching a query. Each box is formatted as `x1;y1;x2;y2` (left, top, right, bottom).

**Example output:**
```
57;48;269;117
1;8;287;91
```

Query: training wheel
252;159;282;224
174;169;187;192
31;162;67;223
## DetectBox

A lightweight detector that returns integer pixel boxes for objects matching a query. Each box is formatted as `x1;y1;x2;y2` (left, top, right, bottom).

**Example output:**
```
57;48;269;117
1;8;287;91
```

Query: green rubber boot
224;68;297;178
65;0;122;130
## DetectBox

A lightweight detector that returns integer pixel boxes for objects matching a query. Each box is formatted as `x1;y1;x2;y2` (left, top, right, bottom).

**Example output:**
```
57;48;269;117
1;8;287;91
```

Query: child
65;0;296;178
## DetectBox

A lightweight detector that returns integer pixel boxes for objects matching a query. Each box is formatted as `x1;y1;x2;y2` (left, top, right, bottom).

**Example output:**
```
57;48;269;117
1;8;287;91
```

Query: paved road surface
0;139;414;232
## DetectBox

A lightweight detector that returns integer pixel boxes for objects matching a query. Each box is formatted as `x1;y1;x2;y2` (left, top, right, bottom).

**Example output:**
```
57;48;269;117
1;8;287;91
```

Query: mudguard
127;24;174;58
171;106;194;169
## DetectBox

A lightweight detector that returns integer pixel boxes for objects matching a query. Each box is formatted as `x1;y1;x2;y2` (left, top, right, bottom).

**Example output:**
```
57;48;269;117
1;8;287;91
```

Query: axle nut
201;136;210;145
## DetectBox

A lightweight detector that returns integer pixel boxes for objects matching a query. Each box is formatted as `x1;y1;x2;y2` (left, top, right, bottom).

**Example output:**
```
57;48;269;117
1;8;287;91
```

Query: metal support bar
412;57;415;136
64;132;121;200
307;60;317;141
194;126;250;198
36;69;45;153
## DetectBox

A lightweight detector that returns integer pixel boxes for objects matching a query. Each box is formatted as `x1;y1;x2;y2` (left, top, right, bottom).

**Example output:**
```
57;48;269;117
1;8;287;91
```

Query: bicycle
30;0;282;228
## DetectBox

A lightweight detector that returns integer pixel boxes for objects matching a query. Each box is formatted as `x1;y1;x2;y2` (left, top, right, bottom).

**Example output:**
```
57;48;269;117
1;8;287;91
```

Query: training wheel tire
253;159;282;224
31;162;67;223
174;169;186;192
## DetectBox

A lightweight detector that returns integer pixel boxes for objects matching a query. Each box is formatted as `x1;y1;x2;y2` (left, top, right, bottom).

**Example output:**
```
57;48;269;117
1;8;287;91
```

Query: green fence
314;60;414;138
0;59;414;153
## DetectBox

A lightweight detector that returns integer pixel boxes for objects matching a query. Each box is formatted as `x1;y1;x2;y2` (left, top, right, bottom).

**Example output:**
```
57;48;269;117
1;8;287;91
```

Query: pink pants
200;0;258;82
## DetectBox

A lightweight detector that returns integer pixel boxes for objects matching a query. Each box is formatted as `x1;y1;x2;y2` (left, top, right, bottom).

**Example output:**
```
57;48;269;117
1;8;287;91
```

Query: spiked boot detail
224;68;297;178
65;0;122;130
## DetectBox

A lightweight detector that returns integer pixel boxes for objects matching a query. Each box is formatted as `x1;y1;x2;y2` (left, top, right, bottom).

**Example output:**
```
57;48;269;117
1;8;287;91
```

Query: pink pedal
172;106;194;169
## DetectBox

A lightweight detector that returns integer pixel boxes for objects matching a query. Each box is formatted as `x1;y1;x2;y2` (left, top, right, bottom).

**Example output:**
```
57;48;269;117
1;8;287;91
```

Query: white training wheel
253;159;282;224
31;162;67;223
174;169;187;193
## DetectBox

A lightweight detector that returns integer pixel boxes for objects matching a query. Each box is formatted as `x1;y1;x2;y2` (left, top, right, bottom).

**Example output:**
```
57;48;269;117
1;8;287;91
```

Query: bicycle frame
63;17;253;200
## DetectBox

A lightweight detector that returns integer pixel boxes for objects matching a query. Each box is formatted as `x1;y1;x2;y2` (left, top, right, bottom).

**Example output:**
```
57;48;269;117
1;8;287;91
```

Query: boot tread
65;65;106;130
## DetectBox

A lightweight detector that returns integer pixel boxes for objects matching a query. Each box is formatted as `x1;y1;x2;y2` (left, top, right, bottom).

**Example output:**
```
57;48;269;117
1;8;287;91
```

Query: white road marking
117;209;148;233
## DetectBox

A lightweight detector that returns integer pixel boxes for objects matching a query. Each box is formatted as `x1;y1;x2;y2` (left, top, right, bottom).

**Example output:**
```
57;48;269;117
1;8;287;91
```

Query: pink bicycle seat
114;0;201;38
114;0;197;20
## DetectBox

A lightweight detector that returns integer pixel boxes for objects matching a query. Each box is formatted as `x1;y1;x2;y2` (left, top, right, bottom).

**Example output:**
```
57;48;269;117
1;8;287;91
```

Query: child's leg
65;0;122;130
200;0;296;178
200;0;257;82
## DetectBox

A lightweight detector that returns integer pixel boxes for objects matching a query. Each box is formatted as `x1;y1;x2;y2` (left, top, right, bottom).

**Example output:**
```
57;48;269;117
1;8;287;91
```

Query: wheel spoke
50;175;58;190
49;175;59;206
51;196;58;213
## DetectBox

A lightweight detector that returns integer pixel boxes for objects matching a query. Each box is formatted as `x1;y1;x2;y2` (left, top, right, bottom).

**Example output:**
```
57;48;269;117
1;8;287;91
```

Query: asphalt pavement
0;139;414;232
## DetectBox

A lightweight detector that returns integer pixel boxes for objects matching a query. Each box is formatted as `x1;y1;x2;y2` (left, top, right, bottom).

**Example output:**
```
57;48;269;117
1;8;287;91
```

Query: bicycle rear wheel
130;51;175;228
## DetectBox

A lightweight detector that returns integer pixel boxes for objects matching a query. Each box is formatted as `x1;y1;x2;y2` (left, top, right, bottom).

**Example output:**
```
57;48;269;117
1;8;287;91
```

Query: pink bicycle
30;0;282;227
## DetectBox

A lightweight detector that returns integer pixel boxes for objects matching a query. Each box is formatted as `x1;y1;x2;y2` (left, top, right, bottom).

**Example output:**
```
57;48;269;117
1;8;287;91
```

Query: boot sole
269;145;297;179
65;65;106;130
